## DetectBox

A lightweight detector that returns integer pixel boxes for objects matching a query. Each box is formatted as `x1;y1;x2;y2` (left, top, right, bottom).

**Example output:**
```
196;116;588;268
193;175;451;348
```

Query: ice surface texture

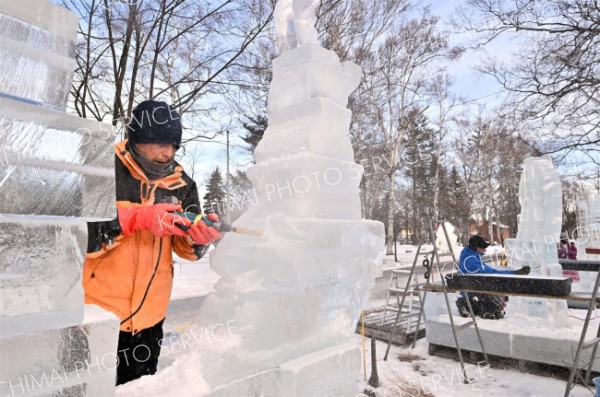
0;305;119;397
0;218;87;337
0;0;77;109
0;98;115;218
0;105;114;333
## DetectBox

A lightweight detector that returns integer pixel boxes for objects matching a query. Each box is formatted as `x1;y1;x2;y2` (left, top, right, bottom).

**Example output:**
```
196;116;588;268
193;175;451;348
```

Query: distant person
455;235;530;319
558;240;568;259
83;100;221;385
563;240;580;281
568;241;578;260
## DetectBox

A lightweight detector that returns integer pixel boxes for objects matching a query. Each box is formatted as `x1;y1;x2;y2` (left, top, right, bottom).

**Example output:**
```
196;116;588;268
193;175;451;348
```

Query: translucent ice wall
504;157;569;326
0;1;76;110
0;97;116;337
0;1;120;395
135;0;385;393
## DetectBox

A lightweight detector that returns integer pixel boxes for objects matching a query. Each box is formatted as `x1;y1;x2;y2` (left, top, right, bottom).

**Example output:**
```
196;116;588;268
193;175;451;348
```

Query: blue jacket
459;246;515;275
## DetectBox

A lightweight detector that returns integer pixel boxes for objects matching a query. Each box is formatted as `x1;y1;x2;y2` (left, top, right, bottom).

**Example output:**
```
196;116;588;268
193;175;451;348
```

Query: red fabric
118;204;191;237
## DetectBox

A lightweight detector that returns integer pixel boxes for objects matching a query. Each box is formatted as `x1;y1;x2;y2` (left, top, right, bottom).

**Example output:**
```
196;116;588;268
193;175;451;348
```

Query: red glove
118;204;191;237
187;214;221;245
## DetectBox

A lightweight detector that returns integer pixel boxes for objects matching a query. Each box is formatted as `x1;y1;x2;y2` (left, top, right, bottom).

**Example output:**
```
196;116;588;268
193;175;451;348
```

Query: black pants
116;319;164;385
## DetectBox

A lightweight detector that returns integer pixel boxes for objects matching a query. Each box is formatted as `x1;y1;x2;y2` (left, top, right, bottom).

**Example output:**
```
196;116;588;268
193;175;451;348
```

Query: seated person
455;235;530;319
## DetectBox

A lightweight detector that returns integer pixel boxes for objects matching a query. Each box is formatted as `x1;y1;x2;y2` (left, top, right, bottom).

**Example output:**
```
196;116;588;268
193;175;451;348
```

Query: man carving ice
82;100;221;385
456;235;530;319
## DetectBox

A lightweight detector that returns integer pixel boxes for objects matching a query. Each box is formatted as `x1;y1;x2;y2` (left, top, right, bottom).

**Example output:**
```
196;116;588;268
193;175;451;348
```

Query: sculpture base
425;293;599;372
206;342;361;397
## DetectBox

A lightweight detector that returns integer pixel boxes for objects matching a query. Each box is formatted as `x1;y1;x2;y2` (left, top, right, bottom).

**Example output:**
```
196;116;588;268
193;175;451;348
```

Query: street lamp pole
226;129;230;224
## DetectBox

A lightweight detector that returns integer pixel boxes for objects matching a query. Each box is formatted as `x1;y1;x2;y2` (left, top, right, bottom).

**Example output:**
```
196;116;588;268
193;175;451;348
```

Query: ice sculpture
0;1;119;395
576;191;600;260
504;157;569;326
574;191;600;291
196;1;385;388
274;0;320;52
122;1;385;395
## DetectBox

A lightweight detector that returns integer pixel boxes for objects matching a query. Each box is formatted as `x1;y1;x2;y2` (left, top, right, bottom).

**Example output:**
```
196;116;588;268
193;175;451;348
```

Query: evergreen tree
203;167;226;215
436;165;450;219
447;165;470;241
241;114;267;159
402;110;437;241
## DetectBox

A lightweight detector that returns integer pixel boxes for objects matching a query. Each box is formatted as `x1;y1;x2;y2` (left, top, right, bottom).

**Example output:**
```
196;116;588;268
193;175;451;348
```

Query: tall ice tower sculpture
197;0;386;391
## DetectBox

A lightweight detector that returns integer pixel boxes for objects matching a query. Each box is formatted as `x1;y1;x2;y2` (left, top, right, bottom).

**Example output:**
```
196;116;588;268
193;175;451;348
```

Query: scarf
126;142;176;181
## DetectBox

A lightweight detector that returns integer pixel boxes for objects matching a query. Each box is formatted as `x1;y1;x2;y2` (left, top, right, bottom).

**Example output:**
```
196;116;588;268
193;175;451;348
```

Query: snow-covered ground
115;246;593;396
357;336;590;397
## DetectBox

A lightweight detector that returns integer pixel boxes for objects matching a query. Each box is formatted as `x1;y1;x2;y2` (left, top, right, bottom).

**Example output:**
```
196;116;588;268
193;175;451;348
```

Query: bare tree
363;8;461;253
455;0;600;168
62;0;273;142
452;108;534;238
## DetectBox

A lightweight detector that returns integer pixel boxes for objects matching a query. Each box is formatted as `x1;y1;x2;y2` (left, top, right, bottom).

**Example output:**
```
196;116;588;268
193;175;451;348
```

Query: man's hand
118;204;191;237
187;214;221;245
514;265;531;275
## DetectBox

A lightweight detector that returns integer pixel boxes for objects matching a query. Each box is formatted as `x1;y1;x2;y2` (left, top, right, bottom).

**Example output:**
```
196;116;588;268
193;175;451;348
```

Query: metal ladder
564;266;600;396
381;244;430;360
413;221;490;384
382;221;457;360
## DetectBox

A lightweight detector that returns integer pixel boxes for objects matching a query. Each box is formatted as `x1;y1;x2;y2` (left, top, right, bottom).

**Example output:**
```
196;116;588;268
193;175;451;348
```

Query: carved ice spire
274;0;321;52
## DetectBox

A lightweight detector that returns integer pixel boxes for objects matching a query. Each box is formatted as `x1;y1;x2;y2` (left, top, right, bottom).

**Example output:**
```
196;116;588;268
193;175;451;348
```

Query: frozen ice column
0;0;76;110
0;1;120;396
191;12;384;397
573;191;600;292
504;156;569;326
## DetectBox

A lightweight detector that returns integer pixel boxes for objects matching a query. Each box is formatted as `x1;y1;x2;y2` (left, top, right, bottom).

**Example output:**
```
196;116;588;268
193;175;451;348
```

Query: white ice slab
0;216;87;337
0;304;119;397
0;0;78;108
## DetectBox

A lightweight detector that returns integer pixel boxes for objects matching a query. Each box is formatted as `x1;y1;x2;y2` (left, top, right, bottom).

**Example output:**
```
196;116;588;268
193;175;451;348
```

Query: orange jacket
83;141;205;334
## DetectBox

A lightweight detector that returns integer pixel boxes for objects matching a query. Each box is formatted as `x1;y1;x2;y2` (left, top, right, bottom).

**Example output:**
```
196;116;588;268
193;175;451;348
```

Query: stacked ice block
0;1;76;110
0;1;119;395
